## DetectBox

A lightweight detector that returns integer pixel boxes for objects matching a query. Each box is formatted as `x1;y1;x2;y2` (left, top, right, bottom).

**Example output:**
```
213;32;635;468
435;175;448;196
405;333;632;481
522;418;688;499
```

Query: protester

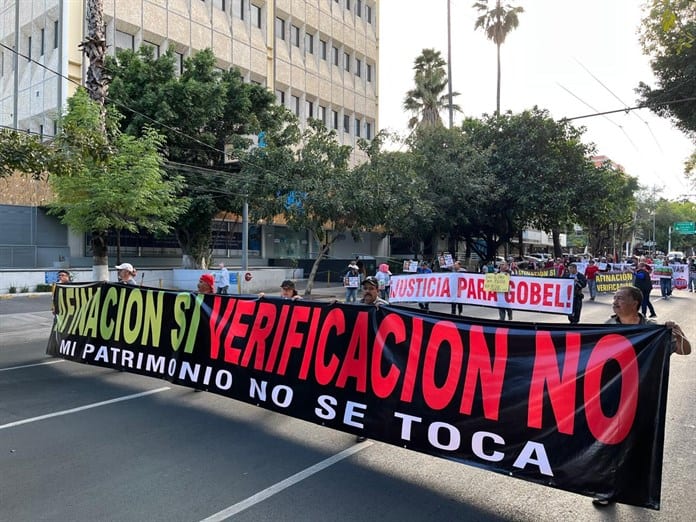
584;259;599;301
633;262;657;317
659;258;673;299
450;260;466;316
591;285;691;506
197;273;215;294
57;270;70;284
566;263;587;324
375;263;392;301
216;262;230;294
115;262;137;285
344;263;361;303
355;275;388;442
416;261;432;311
497;261;513;321
279;279;302;300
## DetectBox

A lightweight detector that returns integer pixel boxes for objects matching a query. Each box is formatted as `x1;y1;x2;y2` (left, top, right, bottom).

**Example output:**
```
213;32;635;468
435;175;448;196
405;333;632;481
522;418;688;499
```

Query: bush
36;283;53;292
8;285;17;294
20;286;29;293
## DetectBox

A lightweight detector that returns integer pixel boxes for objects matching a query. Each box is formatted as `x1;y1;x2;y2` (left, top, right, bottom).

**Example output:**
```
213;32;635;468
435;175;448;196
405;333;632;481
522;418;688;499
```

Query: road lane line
200;441;374;522
0;359;66;372
0;387;171;430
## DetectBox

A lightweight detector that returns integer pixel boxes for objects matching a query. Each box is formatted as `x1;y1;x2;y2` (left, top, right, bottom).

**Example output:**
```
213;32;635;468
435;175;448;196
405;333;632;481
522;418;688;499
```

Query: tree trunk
496;42;501;116
81;0;109;130
91;231;109;281
304;231;337;296
551;228;563;258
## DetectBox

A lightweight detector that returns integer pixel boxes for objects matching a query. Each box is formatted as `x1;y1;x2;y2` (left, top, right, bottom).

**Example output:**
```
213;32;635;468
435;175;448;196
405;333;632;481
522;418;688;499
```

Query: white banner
389;273;577;315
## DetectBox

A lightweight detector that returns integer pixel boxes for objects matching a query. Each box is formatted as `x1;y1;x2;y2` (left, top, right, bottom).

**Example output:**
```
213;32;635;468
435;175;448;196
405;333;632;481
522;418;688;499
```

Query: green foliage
0;130;51;178
106;47;283;266
638;1;696;137
35;284;53;292
403;49;460;129
49;88;185;257
8;285;17;294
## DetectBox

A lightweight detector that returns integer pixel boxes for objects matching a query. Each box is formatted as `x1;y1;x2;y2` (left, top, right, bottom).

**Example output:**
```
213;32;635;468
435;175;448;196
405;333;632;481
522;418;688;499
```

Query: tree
106;48;283;267
403;49;460;129
49;88;185;272
0;130;52;178
473;0;524;116
638;0;696;188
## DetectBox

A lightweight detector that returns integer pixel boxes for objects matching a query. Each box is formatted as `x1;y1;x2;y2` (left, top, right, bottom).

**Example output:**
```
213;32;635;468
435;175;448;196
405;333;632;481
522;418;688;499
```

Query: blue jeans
659;278;672;297
345;287;357;302
587;279;597;299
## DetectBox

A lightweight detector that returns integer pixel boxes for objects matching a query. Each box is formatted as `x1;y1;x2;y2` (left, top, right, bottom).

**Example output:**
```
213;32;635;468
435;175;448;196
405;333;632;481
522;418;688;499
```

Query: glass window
356;0;362;17
332;46;339;66
366;122;372;140
276;89;285;105
366;4;372;24
355;118;361;137
291;25;300;47
40;28;45;56
332;110;339;130
291;95;300;116
251;4;262;28
275;17;286;40
305;33;314;54
174;52;184;76
346;0;351;10
318;105;326;125
27;36;32;60
343;114;350;133
367;63;372;82
320;40;327;60
142;40;160;58
53;20;59;49
115;30;134;52
239;0;244;18
306;100;314;118
355;58;361;77
344;52;350;71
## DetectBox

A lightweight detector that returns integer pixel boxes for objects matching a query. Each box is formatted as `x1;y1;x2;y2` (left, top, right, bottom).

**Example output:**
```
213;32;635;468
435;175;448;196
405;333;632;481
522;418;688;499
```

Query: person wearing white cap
344;263;361;303
115;262;137;285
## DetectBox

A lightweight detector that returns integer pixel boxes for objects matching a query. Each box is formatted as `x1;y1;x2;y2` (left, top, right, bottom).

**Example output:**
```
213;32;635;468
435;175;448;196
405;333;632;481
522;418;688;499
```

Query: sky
378;0;695;200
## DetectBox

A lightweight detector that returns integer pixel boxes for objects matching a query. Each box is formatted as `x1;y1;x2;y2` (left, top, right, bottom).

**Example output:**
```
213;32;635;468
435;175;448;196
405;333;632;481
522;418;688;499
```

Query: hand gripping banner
47;283;674;509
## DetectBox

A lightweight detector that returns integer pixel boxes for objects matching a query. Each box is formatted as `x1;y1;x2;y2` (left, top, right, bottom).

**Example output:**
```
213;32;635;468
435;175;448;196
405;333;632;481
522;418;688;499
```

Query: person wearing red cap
197;273;215;294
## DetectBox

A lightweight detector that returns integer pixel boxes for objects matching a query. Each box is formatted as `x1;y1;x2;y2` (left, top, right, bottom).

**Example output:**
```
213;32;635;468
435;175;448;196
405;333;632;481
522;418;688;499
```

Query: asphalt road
1;290;695;521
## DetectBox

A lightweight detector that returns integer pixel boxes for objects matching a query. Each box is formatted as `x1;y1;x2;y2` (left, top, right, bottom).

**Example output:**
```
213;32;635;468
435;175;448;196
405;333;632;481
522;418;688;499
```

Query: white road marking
200;442;374;522
0;387;171;430
0;359;66;372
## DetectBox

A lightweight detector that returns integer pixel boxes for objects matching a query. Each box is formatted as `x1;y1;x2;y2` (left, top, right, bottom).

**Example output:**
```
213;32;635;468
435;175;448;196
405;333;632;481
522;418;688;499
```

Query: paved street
1;287;694;521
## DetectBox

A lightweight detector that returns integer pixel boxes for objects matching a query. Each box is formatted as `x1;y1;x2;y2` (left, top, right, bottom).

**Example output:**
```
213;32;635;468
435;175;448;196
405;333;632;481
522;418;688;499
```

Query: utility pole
447;0;453;128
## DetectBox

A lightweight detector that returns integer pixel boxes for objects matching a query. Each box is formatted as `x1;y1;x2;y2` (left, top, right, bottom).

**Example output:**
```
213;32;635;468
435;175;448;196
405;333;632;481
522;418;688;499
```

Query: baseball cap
115;263;135;272
280;279;295;289
199;274;214;288
362;276;379;288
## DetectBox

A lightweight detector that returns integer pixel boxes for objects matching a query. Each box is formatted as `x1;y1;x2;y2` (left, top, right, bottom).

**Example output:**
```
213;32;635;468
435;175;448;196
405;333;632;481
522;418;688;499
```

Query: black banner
47;283;674;509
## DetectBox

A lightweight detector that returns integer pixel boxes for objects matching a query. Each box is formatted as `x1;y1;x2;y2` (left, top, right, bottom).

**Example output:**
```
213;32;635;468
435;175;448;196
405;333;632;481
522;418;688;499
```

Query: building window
306;100;314;119
239;0;245;19
332;110;339;130
366;122;372;139
174;52;184;76
305;33;314;54
115;30;134;52
142;40;160;58
251;4;262;28
275;17;286;40
213;0;226;10
40;28;45;56
346;0;351;10
343;115;351;133
27;36;32;60
344;52;350;72
291;95;300;116
276;89;285;105
54;20;59;49
332;46;339;66
366;63;372;82
356;0;362;17
320;39;327;60
355;58;361;77
366;4;372;24
318;105;326;125
291;25;300;47
1;52;4;76
355;118;361;137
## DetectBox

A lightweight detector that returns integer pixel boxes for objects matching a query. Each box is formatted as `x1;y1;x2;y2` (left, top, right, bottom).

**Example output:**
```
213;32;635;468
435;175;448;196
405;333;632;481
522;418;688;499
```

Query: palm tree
473;0;524;115
403;49;460;129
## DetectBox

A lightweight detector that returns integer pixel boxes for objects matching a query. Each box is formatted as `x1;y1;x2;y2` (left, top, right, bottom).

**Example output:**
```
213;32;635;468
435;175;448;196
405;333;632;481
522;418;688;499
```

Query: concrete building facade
0;0;386;268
